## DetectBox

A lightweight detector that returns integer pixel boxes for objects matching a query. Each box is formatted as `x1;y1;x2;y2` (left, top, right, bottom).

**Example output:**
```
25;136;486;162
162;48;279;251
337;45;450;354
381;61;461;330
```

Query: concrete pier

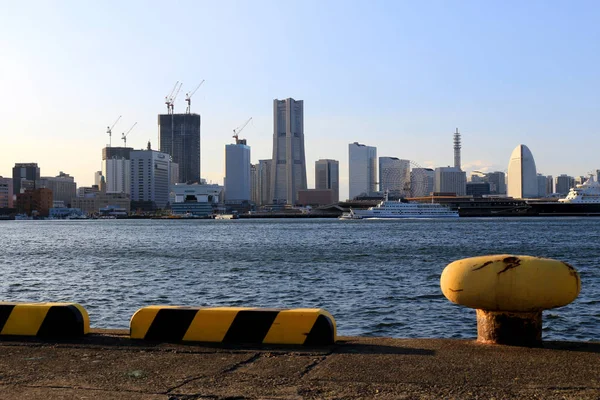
0;330;598;399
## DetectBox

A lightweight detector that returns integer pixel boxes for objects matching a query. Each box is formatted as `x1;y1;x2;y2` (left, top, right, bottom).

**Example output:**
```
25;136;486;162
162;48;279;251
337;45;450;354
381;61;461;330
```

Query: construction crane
164;81;183;114
121;122;137;147
185;80;205;114
233;117;252;144
106;115;122;147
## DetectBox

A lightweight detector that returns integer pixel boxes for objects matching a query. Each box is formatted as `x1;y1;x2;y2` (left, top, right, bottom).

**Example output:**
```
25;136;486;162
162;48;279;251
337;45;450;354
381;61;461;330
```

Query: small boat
339;209;362;220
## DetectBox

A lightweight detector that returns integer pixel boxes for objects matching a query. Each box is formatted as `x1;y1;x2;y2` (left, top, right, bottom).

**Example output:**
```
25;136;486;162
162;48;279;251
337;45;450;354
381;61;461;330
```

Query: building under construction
158;113;201;184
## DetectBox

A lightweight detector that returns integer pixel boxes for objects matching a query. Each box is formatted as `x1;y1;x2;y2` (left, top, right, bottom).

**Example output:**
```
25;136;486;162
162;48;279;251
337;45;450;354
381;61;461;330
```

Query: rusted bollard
440;255;581;346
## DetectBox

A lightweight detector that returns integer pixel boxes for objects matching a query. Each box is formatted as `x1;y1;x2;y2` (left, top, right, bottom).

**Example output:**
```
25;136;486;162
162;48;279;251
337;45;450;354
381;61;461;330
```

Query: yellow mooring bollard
440;255;581;346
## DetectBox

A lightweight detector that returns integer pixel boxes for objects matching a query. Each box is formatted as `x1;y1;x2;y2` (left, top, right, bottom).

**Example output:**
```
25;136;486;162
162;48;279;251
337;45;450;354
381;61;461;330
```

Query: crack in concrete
299;351;332;379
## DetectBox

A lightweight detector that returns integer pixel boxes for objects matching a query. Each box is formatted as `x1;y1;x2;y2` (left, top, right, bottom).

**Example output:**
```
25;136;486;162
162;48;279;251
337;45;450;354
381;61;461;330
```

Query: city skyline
2;1;600;201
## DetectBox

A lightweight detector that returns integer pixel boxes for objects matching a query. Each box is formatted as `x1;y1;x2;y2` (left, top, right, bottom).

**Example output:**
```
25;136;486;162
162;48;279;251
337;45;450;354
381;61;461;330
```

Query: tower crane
185;80;205;114
233;117;252;144
164;81;183;114
106;115;122;147
121;122;137;147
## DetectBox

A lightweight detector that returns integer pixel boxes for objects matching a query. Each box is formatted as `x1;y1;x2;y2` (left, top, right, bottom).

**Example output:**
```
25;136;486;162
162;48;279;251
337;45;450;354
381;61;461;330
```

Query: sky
1;0;599;200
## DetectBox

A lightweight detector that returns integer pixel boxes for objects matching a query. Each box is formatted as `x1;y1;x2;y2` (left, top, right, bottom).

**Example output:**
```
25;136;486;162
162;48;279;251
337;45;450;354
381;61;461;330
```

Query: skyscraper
379;157;410;197
130;144;171;209
12;163;40;195
270;98;307;204
555;174;574;195
507;144;538;198
315;159;339;202
225;139;251;202
102;147;132;194
486;171;506;195
257;159;272;206
158;113;201;184
349;142;377;199
434;167;466;195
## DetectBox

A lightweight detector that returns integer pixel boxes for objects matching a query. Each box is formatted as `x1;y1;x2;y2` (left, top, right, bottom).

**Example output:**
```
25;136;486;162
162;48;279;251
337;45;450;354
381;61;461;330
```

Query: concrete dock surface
0;330;598;399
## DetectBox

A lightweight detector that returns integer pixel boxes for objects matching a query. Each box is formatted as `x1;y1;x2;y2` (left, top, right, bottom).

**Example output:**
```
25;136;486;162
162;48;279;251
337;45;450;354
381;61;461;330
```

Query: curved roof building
507;144;538;198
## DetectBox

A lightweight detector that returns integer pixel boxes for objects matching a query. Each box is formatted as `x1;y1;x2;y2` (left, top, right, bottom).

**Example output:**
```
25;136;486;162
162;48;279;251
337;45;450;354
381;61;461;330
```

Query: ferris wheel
380;160;430;198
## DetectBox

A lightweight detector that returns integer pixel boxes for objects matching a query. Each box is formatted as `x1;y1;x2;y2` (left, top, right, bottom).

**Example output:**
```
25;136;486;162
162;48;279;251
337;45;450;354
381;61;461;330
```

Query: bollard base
476;309;542;347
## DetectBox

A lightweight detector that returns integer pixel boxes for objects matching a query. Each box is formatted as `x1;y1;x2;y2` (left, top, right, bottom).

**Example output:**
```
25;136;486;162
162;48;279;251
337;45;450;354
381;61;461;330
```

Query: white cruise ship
558;177;600;204
340;194;459;219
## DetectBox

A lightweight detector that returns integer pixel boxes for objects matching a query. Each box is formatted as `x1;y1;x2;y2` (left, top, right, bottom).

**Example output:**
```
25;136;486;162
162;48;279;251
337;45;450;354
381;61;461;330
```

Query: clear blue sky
1;0;599;200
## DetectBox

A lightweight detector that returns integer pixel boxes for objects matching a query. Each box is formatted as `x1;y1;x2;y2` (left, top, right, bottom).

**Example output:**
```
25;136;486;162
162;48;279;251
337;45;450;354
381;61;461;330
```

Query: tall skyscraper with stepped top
270;98;307;205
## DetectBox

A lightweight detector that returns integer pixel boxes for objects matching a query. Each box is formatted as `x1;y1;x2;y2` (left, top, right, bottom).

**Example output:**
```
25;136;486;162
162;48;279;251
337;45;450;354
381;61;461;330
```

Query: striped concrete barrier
130;306;336;345
0;302;90;338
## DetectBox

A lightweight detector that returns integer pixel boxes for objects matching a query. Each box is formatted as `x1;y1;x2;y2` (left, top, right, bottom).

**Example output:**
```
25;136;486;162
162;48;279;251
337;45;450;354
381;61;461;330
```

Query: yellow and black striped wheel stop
0;302;90;338
130;307;336;345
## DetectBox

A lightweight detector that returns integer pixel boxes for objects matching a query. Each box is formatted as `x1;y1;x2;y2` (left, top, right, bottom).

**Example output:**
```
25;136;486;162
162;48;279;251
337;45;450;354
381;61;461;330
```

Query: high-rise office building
555;174;574;195
270;98;307;204
225;139;251;202
379;157;410;197
102;147;132;194
250;164;259;204
130;145;171;209
486;171;506;195
158;113;201;184
507;144;538;198
12;163;40;195
410;168;434;197
94;171;103;187
536;173;549;197
39;172;77;207
0;176;13;208
315;159;339;202
257;159;272;206
349;142;377;200
546;175;554;194
434;167;466;195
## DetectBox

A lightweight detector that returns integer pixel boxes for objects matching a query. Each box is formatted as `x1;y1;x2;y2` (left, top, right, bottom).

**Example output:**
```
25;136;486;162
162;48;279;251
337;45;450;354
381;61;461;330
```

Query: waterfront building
555;174;574;195
410;168;434;197
486;171;506;195
130;144;171;210
12;163;40;195
49;207;85;219
170;183;222;217
349;142;377;200
39;172;77;207
379;157;410;197
270;98;307;205
0;176;13;208
434;167;466;196
254;159;272;206
102;147;132;194
158;113;201;183
466;182;491;197
315;159;339;202
546;175;554;195
16;188;52;217
77;186;100;197
94;171;103;187
507;144;538;198
536;174;552;197
297;189;335;206
71;192;131;216
225;139;251;203
250;164;259;205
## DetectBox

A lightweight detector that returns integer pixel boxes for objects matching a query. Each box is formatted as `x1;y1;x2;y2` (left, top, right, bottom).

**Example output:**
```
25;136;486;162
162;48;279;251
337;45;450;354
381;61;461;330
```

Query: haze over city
2;1;599;200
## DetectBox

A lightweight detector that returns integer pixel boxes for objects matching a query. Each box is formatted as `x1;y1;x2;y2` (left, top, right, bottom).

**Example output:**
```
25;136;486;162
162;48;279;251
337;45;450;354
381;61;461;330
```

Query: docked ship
528;177;600;216
339;193;459;219
558;178;600;203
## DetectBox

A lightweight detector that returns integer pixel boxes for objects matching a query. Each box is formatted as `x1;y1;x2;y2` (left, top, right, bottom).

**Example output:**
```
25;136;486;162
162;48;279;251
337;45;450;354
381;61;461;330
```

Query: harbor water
0;218;598;341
